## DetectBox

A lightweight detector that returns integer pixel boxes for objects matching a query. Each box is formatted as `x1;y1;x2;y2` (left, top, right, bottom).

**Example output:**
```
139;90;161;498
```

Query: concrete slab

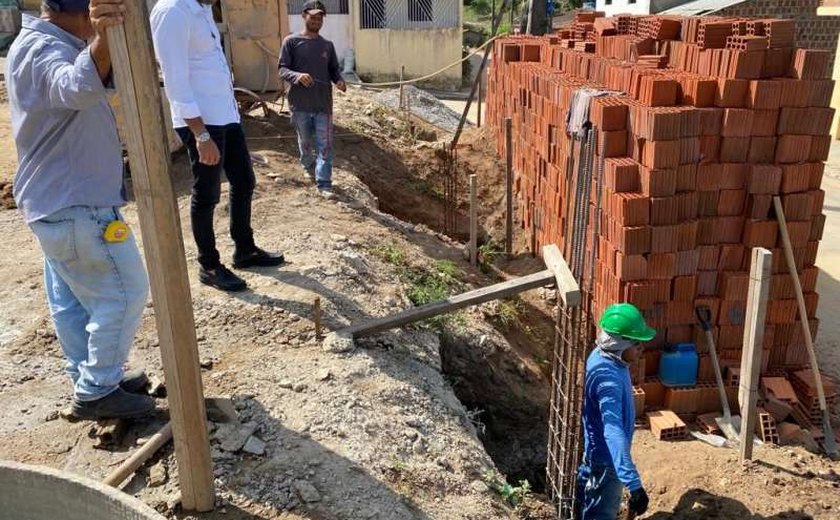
0;460;165;519
815;141;840;381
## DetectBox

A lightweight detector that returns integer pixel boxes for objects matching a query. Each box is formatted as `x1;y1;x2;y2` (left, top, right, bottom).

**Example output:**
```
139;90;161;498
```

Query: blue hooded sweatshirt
581;347;643;491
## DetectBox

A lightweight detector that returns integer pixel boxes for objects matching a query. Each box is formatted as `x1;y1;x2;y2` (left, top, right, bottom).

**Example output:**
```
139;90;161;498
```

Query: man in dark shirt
279;0;346;199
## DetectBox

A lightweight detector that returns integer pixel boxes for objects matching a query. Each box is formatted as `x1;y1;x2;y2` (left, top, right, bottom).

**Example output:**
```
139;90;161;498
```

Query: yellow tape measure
103;220;130;243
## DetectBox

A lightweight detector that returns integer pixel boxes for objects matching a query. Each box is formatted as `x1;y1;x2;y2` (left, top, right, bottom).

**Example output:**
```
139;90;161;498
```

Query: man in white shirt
150;0;283;292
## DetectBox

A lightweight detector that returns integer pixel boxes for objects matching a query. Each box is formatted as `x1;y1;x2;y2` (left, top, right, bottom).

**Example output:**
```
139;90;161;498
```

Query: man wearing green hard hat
578;303;654;520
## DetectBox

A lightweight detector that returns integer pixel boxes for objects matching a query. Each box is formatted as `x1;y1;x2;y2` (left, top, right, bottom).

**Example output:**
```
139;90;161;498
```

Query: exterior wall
717;0;840;62
353;27;463;88
351;0;463;89
649;0;690;13
595;0;652;16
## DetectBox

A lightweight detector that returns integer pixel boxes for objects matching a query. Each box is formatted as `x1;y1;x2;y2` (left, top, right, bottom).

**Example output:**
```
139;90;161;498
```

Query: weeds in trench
532;355;550;367
495;298;522;329
483;470;533;508
374;244;407;266
478;240;503;273
373;245;466;329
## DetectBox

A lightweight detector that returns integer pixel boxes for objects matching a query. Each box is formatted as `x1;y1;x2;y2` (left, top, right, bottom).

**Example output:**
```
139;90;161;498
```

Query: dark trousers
177;123;256;269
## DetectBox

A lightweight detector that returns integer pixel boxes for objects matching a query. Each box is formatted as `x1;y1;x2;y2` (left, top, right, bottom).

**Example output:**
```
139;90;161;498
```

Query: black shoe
71;388;156;420
232;247;285;269
199;264;247;292
120;368;149;394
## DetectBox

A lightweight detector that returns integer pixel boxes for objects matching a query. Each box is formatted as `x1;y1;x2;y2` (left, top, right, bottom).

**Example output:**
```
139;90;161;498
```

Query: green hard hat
599;303;657;342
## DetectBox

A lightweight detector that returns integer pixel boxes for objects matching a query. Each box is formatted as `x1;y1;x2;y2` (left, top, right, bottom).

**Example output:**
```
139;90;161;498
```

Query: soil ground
0;87;838;520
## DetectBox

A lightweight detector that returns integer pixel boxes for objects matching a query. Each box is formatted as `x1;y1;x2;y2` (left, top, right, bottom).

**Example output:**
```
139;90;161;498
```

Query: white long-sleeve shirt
150;0;240;128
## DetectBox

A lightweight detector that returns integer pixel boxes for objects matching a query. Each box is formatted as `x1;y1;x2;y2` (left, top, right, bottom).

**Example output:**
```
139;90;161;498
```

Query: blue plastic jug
659;343;699;387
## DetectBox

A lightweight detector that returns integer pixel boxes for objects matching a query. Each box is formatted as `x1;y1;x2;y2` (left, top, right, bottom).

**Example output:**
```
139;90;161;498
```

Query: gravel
373;85;467;133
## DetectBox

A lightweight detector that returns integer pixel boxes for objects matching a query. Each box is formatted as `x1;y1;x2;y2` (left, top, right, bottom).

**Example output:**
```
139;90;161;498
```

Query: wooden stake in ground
470;174;478;266
739;247;772;462
530;201;537;257
106;9;215;512
314;297;322;340
505;117;513;256
399;65;405;111
477;76;483;128
773;197;838;456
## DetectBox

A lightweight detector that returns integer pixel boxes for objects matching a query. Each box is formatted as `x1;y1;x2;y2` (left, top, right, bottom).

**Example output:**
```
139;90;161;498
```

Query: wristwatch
196;131;212;143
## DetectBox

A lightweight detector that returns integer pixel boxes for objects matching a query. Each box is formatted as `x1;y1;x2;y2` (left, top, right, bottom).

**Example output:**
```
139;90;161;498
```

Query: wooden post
739;248;772;462
525;0;535;34
505;118;513;256
530;201;537;258
470;174;478;266
477;75;483;128
106;8;215;512
314;297;322;340
399;65;405;111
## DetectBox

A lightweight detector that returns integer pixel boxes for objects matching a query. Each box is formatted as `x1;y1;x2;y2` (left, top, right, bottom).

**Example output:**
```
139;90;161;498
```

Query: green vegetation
478;240;503;273
373;245;466;329
483;470;533;508
405;260;461;307
495;298;522;329
374;243;407;266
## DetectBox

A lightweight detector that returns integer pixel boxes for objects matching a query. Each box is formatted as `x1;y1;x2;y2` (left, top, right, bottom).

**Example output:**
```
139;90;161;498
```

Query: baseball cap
302;0;326;14
44;0;91;12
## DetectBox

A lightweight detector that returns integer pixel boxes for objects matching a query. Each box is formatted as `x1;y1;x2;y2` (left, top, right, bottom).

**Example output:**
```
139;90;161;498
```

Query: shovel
696;306;740;443
773;197;838;457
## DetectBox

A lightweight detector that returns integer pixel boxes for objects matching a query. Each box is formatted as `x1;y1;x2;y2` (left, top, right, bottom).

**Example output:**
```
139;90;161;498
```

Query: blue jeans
291;111;333;190
577;462;624;520
29;206;149;401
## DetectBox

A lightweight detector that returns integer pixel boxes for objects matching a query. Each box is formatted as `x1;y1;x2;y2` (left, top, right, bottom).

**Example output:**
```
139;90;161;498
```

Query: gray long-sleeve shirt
278;33;343;114
6;15;124;223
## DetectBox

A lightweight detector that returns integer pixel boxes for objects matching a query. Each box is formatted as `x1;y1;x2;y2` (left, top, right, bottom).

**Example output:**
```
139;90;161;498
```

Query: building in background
288;0;463;89
590;0;840;137
659;0;840;138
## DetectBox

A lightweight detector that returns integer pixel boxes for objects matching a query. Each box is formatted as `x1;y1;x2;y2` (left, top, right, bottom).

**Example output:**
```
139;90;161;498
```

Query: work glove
628;487;649;516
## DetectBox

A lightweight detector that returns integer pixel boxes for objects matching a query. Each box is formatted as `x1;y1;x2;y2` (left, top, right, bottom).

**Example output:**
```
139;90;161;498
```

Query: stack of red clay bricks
486;12;833;436
789;369;839;439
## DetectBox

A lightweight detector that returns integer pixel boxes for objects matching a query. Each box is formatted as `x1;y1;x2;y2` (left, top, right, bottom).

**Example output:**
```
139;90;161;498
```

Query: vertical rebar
505;117;514;256
547;124;599;519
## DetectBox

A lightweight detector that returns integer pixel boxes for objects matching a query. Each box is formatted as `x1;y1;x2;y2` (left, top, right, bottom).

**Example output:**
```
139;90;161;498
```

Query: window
605;0;612;4
360;0;385;28
628;0;636;3
408;0;434;22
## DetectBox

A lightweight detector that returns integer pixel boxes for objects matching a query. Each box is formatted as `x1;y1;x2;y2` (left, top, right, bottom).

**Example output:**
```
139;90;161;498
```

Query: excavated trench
439;311;556;494
238;98;562;494
337;127;560;493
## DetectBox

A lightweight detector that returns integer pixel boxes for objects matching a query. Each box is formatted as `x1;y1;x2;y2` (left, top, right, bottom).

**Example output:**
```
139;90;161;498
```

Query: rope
248;33;508;89
347;33;507;87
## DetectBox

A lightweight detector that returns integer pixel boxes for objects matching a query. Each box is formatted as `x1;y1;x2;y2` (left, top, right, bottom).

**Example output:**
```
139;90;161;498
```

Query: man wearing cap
279;0;346;199
150;0;284;293
578;303;652;520
6;0;156;418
